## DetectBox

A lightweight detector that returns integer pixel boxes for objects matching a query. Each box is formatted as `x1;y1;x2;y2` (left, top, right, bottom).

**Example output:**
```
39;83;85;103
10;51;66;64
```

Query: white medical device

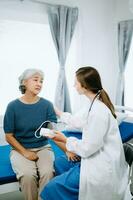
40;128;56;138
34;121;56;138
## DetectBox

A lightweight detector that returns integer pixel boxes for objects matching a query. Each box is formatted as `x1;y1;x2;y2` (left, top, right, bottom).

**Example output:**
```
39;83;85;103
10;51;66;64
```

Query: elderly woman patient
4;68;56;200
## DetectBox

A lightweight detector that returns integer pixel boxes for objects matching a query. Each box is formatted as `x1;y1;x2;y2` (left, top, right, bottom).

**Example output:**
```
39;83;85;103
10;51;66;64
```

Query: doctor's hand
66;151;81;162
54;106;63;117
52;131;67;143
22;150;39;161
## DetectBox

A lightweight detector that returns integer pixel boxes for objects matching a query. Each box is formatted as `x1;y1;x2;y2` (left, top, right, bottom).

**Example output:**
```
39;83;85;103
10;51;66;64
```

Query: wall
69;0;133;111
115;0;133;22
71;0;119;110
0;0;48;23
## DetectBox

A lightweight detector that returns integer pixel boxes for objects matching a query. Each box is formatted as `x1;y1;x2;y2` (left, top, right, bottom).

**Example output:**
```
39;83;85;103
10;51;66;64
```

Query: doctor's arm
48;131;80;161
66;114;109;158
55;107;85;129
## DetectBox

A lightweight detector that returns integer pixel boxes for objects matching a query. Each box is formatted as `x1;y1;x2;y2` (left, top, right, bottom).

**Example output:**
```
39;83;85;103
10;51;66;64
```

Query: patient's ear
19;84;26;94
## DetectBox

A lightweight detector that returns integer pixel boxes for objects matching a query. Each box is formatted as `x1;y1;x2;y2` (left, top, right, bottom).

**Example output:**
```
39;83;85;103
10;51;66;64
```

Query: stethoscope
88;90;101;115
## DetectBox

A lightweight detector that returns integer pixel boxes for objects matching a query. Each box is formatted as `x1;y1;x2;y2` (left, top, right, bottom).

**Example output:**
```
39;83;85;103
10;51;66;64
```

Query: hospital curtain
116;20;133;106
46;5;78;112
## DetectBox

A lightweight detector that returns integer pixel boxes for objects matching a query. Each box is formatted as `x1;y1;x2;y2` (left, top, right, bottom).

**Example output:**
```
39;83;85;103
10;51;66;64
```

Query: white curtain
116;20;133;106
47;4;78;112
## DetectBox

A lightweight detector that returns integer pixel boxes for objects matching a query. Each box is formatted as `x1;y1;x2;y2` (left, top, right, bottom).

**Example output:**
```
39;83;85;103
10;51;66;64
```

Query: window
0;19;76;114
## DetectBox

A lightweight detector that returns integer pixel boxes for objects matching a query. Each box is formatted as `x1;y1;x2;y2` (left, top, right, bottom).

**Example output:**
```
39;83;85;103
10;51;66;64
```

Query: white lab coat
60;99;131;200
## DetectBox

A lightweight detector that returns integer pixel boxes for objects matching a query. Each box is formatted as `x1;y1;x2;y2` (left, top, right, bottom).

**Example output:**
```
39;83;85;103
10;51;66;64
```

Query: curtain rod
29;0;51;6
21;0;77;8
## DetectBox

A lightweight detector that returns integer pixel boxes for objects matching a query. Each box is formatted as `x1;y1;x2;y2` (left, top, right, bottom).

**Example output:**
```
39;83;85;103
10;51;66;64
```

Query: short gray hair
18;68;44;94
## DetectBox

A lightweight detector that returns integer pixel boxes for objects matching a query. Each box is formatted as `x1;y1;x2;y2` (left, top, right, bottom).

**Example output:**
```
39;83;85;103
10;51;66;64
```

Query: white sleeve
60;110;86;129
66;113;109;158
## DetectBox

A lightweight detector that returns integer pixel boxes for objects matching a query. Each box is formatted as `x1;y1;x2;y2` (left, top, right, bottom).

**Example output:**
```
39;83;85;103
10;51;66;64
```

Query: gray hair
18;68;44;94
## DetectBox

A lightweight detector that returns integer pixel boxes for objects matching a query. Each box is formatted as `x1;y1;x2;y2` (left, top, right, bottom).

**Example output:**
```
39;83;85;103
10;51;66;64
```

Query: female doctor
40;66;131;200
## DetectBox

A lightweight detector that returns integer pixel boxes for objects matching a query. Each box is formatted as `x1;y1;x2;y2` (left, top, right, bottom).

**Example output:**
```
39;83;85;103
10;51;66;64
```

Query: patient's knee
19;174;38;192
19;169;38;185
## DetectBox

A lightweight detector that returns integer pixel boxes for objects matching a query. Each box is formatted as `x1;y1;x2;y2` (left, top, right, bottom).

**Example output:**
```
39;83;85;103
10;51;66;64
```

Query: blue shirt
4;98;57;148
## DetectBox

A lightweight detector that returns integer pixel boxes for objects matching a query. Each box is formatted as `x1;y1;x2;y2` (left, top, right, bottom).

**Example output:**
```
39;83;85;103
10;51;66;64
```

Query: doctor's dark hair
76;66;116;118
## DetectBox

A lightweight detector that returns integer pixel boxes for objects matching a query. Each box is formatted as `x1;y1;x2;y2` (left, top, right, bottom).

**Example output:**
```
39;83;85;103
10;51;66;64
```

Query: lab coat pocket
90;154;112;186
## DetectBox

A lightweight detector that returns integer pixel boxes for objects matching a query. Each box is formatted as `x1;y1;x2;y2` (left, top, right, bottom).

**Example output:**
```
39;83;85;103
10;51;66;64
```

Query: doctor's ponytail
76;66;116;119
99;89;116;119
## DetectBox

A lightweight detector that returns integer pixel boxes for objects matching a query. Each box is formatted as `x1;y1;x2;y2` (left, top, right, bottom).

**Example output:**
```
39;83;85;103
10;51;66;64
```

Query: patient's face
24;73;43;95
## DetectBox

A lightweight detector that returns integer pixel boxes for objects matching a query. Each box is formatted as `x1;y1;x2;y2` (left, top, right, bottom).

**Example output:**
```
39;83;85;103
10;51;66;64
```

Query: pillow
116;112;129;125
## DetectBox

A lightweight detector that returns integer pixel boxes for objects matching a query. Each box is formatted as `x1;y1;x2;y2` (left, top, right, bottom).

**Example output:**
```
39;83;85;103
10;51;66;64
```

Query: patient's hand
66;151;81;162
22;150;39;161
52;131;67;143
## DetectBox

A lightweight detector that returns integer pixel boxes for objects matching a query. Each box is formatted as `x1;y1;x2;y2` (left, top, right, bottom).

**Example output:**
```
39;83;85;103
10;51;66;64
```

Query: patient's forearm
54;141;67;152
5;133;27;155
